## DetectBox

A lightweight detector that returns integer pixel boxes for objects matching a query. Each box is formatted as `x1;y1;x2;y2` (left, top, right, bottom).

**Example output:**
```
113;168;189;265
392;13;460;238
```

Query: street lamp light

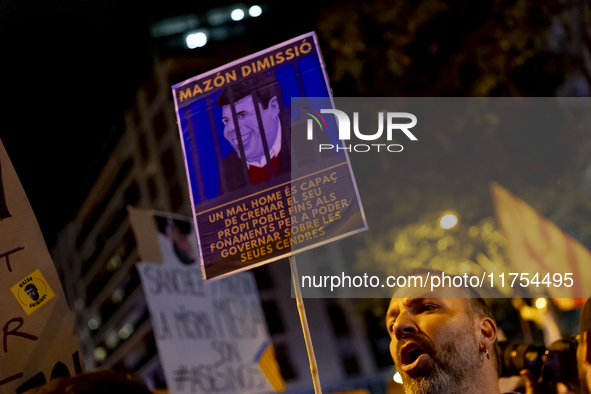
231;8;245;21
535;298;547;309
249;5;262;17
186;32;207;49
440;213;458;229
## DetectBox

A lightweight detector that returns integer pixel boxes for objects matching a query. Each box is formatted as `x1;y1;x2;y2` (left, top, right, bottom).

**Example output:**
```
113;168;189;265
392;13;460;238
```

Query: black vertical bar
251;93;274;179
282;85;295;160
206;96;228;194
72;351;83;374
185;107;206;202
293;63;321;164
0;158;11;220
227;87;251;185
287;109;299;171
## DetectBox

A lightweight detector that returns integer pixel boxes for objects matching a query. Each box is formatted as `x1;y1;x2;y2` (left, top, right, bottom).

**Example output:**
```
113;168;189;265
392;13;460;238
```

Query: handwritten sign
0;139;82;394
129;208;283;394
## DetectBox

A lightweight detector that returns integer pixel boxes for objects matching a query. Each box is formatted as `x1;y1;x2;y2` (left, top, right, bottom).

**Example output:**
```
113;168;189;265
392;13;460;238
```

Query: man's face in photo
222;94;280;163
166;221;196;265
386;293;481;394
25;284;39;301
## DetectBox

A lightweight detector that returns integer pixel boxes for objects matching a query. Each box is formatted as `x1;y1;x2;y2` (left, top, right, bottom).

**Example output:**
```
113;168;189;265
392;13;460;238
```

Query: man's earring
485;348;490;360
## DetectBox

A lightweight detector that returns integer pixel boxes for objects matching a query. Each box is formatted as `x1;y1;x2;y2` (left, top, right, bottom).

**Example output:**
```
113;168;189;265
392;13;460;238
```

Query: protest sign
129;208;284;394
172;32;367;280
0;139;82;393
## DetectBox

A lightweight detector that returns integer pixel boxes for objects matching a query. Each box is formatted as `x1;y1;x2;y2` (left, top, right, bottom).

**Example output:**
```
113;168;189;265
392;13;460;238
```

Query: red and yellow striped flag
255;342;285;391
490;182;590;310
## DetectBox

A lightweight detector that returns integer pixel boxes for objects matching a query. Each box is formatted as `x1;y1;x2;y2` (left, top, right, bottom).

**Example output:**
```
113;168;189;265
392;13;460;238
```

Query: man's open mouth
399;342;431;373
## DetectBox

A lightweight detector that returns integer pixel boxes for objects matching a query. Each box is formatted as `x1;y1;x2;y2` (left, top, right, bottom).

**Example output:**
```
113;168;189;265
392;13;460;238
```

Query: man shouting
386;286;507;394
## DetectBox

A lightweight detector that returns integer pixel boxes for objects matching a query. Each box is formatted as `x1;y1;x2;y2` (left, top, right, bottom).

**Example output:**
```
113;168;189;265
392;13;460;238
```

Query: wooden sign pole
289;255;322;394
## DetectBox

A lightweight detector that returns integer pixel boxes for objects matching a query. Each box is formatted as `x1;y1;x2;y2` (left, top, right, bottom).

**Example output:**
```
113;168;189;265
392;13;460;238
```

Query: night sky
1;0;153;244
0;0;316;247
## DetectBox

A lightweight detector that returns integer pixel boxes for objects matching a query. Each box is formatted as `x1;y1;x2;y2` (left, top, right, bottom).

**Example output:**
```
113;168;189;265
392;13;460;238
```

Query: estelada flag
490;182;589;310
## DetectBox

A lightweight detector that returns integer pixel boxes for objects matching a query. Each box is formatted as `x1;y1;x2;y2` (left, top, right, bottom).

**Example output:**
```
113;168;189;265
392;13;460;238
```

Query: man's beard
397;322;481;394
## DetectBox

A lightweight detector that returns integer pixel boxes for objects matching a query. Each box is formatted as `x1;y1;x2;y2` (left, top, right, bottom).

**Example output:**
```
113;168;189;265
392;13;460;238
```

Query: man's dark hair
155;216;167;234
25;284;37;292
172;219;191;234
216;71;281;110
580;298;591;334
464;293;502;377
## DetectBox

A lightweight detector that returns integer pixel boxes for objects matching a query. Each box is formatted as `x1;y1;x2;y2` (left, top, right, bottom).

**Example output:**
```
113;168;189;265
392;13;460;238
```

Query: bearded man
386;286;512;394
